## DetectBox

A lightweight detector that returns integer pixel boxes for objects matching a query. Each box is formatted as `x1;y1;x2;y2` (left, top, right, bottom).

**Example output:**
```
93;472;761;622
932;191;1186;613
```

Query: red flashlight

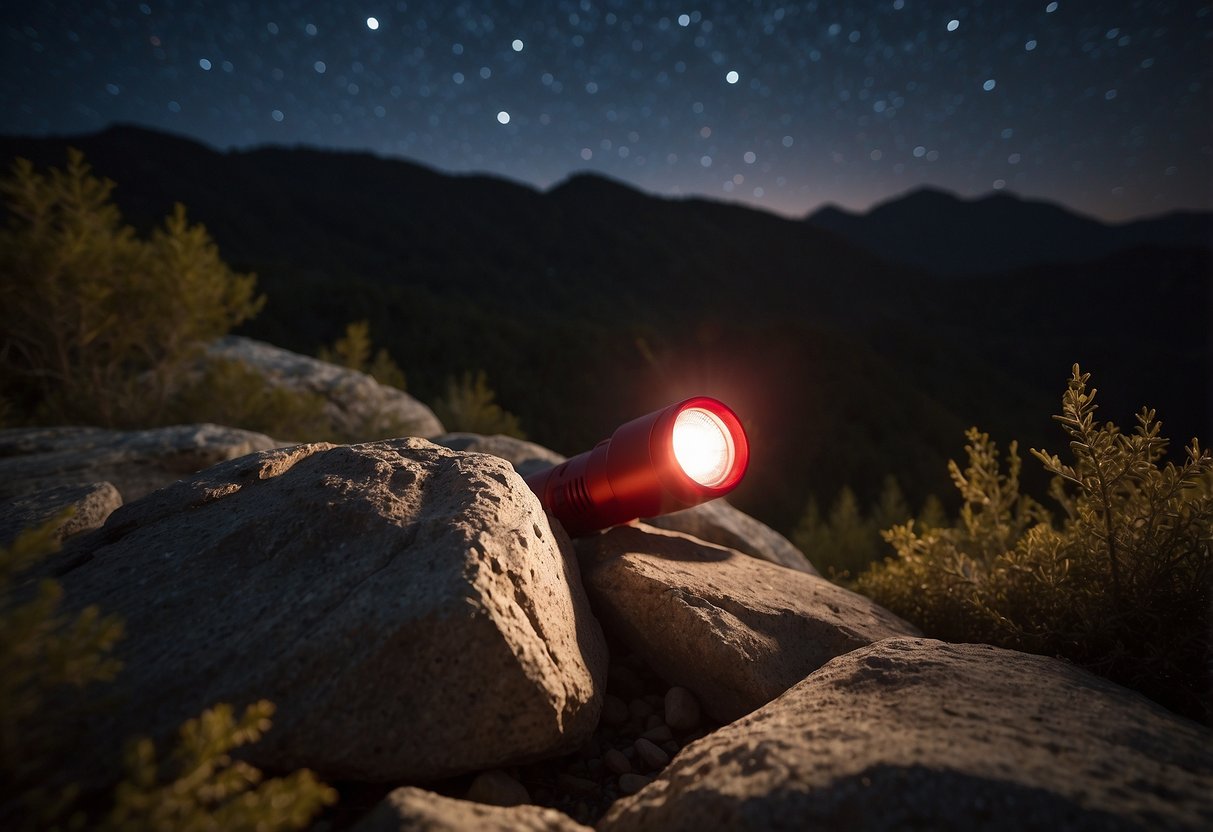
524;396;750;537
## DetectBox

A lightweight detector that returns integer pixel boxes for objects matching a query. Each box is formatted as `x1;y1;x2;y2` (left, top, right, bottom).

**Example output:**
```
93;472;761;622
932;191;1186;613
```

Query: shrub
0;150;263;427
0;516;335;829
317;320;407;391
433;370;525;438
858;365;1212;721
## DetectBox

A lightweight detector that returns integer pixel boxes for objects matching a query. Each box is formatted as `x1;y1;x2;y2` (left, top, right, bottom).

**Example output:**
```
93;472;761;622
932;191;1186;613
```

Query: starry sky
3;1;1211;222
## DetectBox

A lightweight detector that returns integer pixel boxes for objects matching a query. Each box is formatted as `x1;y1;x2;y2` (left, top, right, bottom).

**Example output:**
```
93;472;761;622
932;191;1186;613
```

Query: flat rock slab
599;638;1213;831
209;335;444;439
0;423;281;502
648;500;818;575
351;786;592;832
577;524;917;723
47;439;606;785
0;481;122;547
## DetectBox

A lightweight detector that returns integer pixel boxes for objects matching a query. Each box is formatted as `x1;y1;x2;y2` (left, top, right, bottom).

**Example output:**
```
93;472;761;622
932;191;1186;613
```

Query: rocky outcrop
0;424;281;502
351;787;592;832
577;523;918;723
208;335;444;438
599;638;1213;832
433;433;816;573
49;439;606;784
0;481;122;547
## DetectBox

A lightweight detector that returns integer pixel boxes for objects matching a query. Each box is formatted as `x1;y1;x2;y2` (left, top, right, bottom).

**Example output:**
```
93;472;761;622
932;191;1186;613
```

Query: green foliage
0;150;263;427
1;511;124;828
433;370;525;438
317;320;407;391
792;476;928;581
858;366;1212;721
1;516;334;829
166;358;333;443
101;700;336;832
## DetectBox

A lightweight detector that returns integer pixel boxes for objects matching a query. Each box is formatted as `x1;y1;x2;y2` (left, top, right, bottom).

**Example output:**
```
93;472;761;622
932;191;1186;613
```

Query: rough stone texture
47;439;606;785
350;787;592;832
648;500;819;575
0;481;122;547
207;335;445;439
434;433;567;479
577;523;919;723
599;638;1213;832
0;424;281;502
433;433;815;574
465;770;531;807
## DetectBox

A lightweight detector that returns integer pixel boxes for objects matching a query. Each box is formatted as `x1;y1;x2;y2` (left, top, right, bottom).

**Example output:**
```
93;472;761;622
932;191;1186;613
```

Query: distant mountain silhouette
1;124;1208;533
807;187;1212;275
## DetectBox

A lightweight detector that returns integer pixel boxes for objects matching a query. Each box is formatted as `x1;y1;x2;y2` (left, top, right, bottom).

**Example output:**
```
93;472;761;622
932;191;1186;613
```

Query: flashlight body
524;396;748;537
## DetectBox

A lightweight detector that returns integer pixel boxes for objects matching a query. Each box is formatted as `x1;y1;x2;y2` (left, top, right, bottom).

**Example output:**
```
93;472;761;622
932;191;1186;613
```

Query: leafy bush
102;701;335;832
317;320;407;391
0;151;263;427
0;516;335;830
792;476;937;580
166;358;333;443
434;370;525;438
858;366;1212;721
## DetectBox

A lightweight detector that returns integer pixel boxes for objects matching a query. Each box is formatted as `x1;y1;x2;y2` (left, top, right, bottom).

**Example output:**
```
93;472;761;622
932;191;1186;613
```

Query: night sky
3;1;1211;222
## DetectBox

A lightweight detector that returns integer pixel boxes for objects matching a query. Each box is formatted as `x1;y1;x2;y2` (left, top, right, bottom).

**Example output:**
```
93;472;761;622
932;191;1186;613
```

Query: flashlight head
525;396;749;537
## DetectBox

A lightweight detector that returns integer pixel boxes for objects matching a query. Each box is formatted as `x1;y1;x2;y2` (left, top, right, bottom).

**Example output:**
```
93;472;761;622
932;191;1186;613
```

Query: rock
0;482;122;547
598;638;1213;832
207;335;444;439
0;424;281;502
604;748;632;775
434;433;566;479
556;774;601;798
629;698;654;720
648;500;818;575
663;686;701;732
601;695;629;726
633;738;670;770
46;439;606;786
466;770;531;807
618;774;652;796
577;523;919;723
641;725;674;744
351;786;592;832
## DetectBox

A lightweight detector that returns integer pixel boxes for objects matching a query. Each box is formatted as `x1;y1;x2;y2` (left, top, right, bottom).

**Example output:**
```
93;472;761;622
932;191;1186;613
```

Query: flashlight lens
672;407;735;488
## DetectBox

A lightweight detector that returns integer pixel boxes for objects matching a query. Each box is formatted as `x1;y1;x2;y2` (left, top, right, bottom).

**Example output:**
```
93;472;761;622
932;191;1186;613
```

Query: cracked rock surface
44;438;606;786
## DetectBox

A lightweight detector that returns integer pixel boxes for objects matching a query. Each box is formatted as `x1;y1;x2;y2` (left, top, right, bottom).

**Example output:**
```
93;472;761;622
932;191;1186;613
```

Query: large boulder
351;786;592;832
0;481;122;547
207;335;444;439
0;424;281;502
598;638;1213;832
577;523;918;723
45;439;606;786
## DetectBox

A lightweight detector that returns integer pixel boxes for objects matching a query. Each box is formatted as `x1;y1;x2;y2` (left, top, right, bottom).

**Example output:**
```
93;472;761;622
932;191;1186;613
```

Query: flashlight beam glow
524;396;749;537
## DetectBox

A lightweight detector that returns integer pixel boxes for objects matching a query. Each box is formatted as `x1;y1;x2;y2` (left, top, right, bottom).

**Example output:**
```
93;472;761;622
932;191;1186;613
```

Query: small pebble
644;713;664;730
602;694;628;726
629;698;654;719
644;693;664;709
556;773;600;798
466;769;530;806
642;724;673;743
634;737;671;769
661;739;681;756
619;773;653;795
603;747;632;775
664;686;702;731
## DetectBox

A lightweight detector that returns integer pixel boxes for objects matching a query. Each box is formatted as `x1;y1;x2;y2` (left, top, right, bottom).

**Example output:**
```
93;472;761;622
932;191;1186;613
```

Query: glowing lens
672;407;735;487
